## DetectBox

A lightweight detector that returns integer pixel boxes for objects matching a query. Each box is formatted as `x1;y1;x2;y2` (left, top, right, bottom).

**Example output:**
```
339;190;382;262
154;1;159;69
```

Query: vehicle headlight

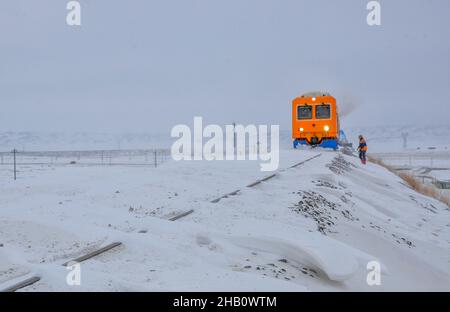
324;125;330;131
299;128;304;132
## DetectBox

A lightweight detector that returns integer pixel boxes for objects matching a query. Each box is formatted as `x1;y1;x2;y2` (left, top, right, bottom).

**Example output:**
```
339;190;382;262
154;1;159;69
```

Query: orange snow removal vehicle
292;91;340;150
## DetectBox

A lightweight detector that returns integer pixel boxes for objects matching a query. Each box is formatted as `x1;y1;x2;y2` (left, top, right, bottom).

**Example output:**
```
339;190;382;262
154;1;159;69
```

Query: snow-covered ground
2;124;450;153
369;150;450;206
1;148;449;291
0;132;172;151
345;125;450;198
344;124;450;153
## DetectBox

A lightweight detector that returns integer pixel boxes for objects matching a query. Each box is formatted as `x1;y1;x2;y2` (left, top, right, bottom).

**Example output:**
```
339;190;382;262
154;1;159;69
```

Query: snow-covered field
0;132;172;151
1;147;449;291
344;125;450;153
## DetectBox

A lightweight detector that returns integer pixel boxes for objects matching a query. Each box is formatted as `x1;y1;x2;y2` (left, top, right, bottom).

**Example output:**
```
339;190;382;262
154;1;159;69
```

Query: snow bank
0;149;449;291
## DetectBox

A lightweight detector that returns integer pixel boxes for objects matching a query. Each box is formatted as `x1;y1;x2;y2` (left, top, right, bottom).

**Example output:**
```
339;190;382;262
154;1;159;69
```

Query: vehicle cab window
315;104;331;119
297;105;312;120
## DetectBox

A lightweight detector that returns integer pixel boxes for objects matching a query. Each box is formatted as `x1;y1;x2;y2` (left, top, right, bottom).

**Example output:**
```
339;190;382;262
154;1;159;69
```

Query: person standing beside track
357;135;368;164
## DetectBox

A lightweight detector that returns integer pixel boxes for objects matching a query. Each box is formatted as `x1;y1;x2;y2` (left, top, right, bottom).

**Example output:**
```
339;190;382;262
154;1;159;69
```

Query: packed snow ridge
0;149;449;291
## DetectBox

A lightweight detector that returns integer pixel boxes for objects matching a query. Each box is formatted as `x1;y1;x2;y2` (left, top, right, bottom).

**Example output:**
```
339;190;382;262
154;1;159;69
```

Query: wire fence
0;149;172;175
1;145;274;181
371;151;450;168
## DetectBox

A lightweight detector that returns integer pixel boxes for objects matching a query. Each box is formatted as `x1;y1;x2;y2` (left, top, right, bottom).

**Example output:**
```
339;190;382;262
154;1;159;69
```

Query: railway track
208;153;322;205
1;276;41;293
1;152;322;291
1;242;123;292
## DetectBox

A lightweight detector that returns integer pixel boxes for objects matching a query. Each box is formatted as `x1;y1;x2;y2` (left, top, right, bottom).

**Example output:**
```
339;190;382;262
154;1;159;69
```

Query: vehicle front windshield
297;105;312;120
315;104;331;119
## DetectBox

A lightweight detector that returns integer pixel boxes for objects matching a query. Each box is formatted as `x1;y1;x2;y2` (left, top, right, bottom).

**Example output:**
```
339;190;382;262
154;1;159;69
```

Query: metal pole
401;132;408;149
13;149;16;180
233;122;236;154
154;150;157;168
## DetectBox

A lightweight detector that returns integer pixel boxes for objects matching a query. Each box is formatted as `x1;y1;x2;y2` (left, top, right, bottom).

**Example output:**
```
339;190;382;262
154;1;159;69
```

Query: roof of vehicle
300;91;331;97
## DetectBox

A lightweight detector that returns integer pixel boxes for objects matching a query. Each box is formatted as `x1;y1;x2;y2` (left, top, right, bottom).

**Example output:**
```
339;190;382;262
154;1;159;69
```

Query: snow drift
0;149;449;291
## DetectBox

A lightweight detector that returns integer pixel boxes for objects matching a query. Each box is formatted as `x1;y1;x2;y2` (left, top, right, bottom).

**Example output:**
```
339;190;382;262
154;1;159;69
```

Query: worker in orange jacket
357;135;368;164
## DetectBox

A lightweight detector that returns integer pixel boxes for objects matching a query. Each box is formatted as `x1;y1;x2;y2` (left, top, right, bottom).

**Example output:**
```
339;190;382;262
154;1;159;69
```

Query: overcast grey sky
0;0;449;133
